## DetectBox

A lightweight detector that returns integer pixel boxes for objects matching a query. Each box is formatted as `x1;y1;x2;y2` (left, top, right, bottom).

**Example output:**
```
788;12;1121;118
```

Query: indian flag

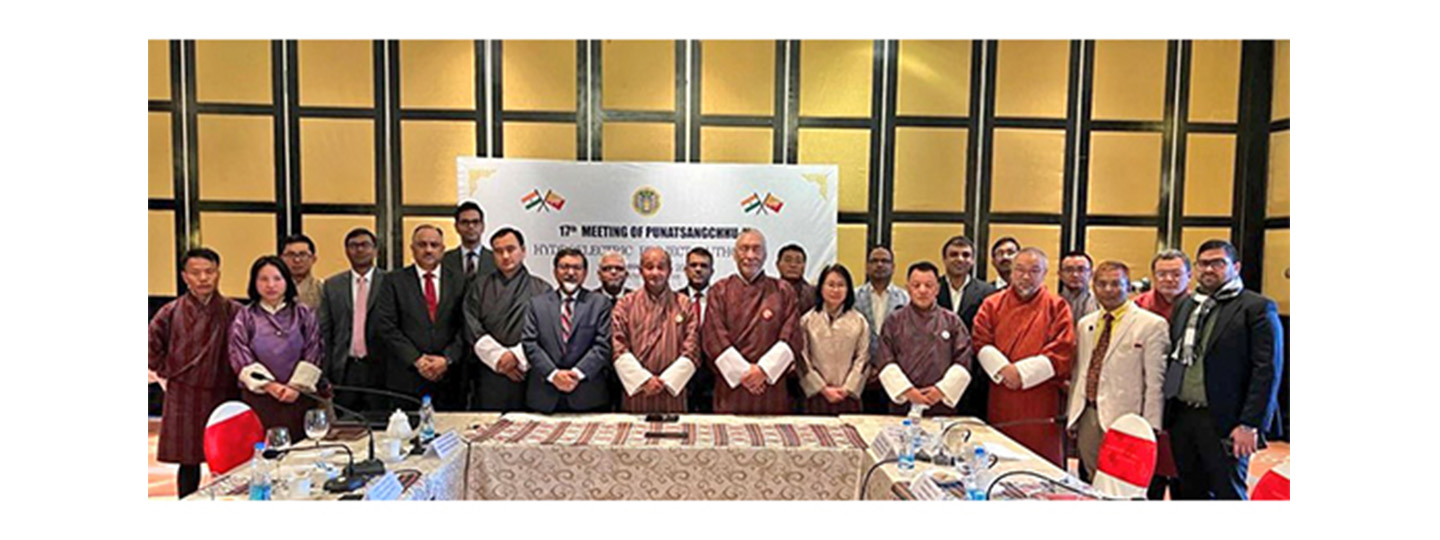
544;190;566;210
741;193;762;213
521;190;543;210
763;193;784;213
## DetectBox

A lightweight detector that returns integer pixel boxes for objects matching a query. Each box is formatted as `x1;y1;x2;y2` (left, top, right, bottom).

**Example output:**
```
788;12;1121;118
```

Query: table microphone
263;443;366;493
247;372;386;478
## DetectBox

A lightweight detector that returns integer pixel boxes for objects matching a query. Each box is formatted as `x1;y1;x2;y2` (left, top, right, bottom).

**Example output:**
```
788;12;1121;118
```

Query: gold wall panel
400;40;474;110
1264;229;1290;315
1181;227;1231;264
603;40;674;112
990;129;1064;213
1086;226;1161;282
503;40;576;112
503;122;577;160
299;40;373;108
700;126;772;164
892;223;964;286
149;40;170;101
603;122;674;163
197;115;274;201
798;128;870;213
401;217;463;267
837;224;869;286
195;40;271;104
1188;40;1240;123
994;40;1070;119
987;223;1061;291
1087;132;1162;216
799;40;873;117
149;112;172;199
198;212;276;298
701;40;774;116
892;127;967;212
1268;131;1289;218
150;210;176;296
1091;40;1166;121
896;40;971;117
1273;40;1289;121
301;118;375;204
301;214;378;280
1184;134;1235;216
401;120;475;206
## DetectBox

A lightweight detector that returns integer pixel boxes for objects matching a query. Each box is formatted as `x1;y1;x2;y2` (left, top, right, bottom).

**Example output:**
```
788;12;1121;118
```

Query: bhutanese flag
521;189;543;210
544;190;566;210
742;193;762;213
763;193;784;213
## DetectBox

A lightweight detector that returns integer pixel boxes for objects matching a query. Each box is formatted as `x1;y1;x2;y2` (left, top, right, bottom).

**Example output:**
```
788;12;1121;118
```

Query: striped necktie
560;296;574;352
1085;312;1115;403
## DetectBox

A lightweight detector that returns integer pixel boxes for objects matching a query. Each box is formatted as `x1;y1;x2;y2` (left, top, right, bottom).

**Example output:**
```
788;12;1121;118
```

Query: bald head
639;247;673;295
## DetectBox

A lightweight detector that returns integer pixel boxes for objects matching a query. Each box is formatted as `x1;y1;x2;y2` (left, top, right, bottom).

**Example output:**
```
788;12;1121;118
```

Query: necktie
1085;312;1115;403
560;296;574;353
423;272;438;322
351;275;368;358
465;252;476;276
692;291;703;324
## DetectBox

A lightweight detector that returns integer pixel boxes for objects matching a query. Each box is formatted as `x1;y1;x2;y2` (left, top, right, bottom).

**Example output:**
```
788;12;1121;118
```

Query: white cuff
287;362;322;394
475;335;505;370
977;345;1010;383
878;363;914;405
756;342;795;385
935;365;972;408
238;363;277;394
658;357;696;396
1015;355;1056;390
614;353;653;396
511;345;529;372
715;347;750;389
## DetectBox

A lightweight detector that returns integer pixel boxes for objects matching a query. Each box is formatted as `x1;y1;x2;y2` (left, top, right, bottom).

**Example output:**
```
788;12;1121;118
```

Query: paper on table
981;442;1026;461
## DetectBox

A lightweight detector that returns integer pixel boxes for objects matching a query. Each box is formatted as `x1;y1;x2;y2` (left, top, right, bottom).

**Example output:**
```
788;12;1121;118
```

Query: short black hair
777;243;806;261
554;247;587;270
1060;250;1094;267
1151;249;1191;273
281;234;316;255
344;227;377;245
990;236;1020;253
180;247;220;270
941;235;974;257
812;264;856;315
907;261;941;281
1197;239;1239;262
246;255;297;305
491;227;525;248
455;200;485;221
686;246;713;263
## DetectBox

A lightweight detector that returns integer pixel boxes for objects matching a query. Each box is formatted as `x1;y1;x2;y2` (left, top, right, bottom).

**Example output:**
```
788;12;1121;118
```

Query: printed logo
632;187;661;217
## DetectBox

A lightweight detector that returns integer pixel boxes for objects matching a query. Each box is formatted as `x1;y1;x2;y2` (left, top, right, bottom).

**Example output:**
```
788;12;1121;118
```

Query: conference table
187;412;1093;501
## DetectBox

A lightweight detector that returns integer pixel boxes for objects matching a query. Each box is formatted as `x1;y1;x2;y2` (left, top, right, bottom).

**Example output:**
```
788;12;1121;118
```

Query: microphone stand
263;443;368;493
326;383;428;456
248;373;388;480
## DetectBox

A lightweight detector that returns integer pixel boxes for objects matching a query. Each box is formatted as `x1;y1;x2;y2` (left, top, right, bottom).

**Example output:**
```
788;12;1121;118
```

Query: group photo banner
457;158;840;291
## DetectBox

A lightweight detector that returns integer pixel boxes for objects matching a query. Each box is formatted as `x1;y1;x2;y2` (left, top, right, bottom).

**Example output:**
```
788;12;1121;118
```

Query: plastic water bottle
419;394;437;445
897;418;916;478
967;446;991;500
248;442;272;501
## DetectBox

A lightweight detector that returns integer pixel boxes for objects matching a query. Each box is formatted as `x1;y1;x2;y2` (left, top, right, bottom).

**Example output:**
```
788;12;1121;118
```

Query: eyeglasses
280;252;313;260
557;264;586;271
1196;258;1232;270
600;265;625;272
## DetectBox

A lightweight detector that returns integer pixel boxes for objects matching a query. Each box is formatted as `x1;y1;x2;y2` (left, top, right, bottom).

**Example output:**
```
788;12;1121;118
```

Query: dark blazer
442;246;497;286
1163;289;1285;439
373;265;469;405
317;268;385;376
521;289;614;413
937;275;999;330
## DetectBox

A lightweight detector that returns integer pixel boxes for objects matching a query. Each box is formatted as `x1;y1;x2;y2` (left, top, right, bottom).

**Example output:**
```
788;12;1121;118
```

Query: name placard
363;472;403;501
424;430;462;460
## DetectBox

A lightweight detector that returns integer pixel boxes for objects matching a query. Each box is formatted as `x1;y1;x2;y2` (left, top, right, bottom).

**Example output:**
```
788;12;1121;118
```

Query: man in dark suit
1163;239;1284;500
936;235;999;420
441;200;497;284
522;248;614;413
373;224;470;410
317;228;387;412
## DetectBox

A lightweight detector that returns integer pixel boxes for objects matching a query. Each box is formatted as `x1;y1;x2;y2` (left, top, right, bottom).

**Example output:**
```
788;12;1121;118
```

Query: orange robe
971;286;1075;466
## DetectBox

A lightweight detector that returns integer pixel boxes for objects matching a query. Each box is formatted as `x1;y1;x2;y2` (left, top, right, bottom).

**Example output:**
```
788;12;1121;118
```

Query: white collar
415;265;440;280
260;301;287;314
350;267;375;283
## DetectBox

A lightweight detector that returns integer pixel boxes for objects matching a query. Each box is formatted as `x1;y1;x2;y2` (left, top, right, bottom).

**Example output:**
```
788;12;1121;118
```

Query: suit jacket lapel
366;272;383;314
340;273;355;313
1103;312;1139;365
1202;298;1242;356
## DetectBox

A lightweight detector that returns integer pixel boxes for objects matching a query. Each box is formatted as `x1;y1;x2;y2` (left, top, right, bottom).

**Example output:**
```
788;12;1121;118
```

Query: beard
560;281;581;294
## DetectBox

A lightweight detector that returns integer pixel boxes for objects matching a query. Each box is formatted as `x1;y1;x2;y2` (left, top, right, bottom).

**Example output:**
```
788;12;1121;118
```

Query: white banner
456;158;839;291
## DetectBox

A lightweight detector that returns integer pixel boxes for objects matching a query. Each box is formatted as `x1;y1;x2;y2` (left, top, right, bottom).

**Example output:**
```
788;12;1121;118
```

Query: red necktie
423;272;438;322
1085;312;1114;403
693;291;703;324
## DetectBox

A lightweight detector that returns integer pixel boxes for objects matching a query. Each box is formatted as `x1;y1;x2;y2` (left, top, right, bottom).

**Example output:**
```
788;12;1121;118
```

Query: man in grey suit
935;235;999;420
373;225;470;410
441;201;497;284
522;248;614;413
317;228;386;412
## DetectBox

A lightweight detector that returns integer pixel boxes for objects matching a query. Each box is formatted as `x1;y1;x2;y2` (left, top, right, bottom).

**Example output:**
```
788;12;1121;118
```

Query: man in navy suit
1163;239;1284;500
522;248;614;413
